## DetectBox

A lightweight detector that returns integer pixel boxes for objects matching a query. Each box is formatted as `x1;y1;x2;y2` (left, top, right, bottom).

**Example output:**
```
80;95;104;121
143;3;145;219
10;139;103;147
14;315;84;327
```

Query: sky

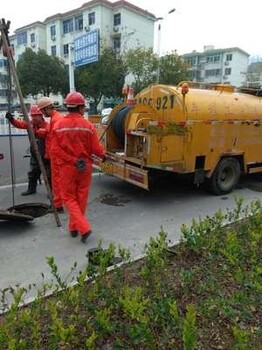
2;0;262;57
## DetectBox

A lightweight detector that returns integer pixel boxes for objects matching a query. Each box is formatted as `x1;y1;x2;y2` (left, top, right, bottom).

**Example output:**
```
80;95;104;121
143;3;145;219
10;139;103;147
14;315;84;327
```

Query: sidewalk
0;173;261;309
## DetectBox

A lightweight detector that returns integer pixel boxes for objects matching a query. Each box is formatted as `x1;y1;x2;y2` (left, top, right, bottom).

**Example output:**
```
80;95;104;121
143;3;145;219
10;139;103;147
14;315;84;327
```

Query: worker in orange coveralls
52;91;106;243
5;105;51;195
37;97;64;213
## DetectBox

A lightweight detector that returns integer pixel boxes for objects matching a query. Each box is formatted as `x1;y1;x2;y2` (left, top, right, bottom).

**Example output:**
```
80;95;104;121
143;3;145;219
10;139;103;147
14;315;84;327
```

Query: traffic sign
74;29;99;67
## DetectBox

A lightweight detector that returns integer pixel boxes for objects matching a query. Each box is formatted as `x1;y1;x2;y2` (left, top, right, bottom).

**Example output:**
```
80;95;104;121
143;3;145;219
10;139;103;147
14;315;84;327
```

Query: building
181;45;249;87
0;0;156;109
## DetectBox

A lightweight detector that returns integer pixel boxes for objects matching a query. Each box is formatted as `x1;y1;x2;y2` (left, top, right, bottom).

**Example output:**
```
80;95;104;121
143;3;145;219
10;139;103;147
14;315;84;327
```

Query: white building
182;45;249;88
0;0;156;109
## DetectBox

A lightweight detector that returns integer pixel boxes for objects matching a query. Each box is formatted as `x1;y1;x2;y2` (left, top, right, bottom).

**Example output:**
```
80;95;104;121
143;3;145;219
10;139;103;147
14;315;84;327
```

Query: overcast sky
2;0;262;57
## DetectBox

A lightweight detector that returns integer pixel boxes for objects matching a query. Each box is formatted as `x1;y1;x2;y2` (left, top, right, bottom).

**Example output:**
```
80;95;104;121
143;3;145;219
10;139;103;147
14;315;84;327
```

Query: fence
0;113;27;136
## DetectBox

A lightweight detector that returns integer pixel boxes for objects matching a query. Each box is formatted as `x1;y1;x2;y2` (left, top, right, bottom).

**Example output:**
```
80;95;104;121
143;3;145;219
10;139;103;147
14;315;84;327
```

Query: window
114;13;121;26
206;54;221;63
51;45;56;56
17;32;27;45
75;15;83;30
63;19;74;34
185;57;197;66
30;33;35;43
50;25;56;37
113;36;121;51
63;44;69;55
0;59;7;68
226;54;232;61
88;12;95;26
205;69;221;77
225;68;232;75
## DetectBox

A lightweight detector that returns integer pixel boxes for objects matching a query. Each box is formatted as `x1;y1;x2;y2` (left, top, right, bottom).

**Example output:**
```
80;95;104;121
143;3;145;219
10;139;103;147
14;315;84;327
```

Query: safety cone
126;87;136;105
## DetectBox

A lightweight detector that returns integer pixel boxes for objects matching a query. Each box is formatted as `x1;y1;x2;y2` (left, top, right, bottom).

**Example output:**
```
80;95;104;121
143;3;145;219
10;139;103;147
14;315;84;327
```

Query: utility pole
68;43;75;92
155;8;176;83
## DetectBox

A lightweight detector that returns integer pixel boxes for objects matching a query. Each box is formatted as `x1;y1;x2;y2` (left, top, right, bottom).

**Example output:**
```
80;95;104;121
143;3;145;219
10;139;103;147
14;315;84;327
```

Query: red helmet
30;104;43;117
37;97;53;109
65;92;85;107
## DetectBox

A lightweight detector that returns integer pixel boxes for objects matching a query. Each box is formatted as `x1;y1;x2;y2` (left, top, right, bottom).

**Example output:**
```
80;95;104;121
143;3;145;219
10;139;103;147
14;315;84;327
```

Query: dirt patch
99;193;131;206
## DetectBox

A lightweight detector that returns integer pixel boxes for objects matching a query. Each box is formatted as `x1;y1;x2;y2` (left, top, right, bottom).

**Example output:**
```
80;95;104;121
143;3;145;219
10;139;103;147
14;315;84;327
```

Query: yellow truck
92;83;262;194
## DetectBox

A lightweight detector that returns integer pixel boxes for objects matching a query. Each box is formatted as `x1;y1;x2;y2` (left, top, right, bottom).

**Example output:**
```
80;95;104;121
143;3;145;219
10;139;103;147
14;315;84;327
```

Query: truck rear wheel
208;157;241;195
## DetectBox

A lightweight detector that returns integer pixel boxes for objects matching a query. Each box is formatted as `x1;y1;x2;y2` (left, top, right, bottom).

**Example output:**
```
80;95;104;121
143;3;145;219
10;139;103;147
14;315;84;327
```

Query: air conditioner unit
113;27;119;33
31;43;36;48
84;26;90;32
223;75;228;79
224;61;229;65
51;36;56;41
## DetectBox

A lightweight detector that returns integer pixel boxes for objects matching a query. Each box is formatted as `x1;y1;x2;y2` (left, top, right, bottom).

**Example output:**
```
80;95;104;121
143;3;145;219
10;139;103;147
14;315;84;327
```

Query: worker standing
5;105;51;195
52;92;106;243
37;97;64;213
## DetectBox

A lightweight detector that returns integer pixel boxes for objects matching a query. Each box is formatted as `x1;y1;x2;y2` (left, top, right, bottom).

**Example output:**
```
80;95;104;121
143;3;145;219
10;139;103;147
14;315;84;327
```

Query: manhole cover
0;210;34;222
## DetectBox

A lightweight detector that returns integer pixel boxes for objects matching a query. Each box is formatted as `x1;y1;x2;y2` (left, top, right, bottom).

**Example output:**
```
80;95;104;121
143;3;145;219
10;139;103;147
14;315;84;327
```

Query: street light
68;42;75;92
156;8;176;83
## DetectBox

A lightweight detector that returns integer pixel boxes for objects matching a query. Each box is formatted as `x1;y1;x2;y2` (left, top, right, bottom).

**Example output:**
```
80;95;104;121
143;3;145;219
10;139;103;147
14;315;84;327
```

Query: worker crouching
52;92;106;243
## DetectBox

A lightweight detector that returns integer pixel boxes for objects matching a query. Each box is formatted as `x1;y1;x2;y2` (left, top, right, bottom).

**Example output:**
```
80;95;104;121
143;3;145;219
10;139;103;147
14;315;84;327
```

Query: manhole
6;203;50;218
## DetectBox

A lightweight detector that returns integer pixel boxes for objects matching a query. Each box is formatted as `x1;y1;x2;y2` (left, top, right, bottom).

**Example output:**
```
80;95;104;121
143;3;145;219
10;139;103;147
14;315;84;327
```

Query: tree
123;47;158;93
16;48;68;97
245;62;262;88
75;47;126;113
159;51;190;85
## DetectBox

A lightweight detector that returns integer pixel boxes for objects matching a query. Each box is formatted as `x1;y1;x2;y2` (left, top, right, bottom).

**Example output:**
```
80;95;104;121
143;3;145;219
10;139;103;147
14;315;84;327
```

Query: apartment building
182;45;249;87
0;0;155;109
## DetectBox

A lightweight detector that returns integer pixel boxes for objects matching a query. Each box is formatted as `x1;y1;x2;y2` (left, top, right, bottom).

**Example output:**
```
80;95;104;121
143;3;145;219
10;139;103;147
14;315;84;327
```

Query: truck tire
208;157;241;195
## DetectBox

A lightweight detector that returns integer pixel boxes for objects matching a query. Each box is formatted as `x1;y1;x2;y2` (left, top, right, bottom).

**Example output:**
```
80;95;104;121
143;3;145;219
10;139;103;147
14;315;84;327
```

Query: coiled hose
111;105;133;144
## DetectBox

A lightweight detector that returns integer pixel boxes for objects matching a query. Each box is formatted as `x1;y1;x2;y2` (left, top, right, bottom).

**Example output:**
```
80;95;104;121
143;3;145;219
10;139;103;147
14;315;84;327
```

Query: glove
101;155;107;163
75;159;86;171
5;112;14;121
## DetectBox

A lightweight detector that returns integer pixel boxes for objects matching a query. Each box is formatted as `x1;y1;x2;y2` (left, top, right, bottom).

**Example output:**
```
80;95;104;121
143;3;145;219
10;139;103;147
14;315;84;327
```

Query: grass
0;197;261;349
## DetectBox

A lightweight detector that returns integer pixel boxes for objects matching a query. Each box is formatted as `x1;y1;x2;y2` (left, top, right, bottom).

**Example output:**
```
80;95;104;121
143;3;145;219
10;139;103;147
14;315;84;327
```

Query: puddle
99;193;131;206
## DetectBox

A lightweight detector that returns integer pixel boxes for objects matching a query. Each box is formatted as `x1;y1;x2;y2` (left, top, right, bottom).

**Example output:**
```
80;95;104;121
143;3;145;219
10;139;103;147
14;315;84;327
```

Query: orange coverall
52;112;105;235
45;110;64;209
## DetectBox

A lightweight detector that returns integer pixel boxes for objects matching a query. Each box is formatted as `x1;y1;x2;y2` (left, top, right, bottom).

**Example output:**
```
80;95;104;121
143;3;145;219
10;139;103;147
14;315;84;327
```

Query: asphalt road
0;172;261;308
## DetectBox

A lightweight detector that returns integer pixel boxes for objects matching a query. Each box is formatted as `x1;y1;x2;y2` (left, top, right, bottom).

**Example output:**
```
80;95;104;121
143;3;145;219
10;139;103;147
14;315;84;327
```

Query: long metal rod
0;19;61;227
6;58;16;207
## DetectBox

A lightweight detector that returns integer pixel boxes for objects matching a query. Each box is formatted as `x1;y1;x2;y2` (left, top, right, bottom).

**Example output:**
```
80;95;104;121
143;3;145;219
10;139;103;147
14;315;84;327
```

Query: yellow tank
95;83;262;194
135;83;262;123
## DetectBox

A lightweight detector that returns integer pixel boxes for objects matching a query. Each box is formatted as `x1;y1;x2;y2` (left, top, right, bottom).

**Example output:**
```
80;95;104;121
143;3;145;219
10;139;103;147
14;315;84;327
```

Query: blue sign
74;29;99;67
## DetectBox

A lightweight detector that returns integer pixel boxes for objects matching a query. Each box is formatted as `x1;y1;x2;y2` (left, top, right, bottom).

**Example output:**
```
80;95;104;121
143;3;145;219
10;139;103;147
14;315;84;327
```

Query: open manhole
0;203;50;222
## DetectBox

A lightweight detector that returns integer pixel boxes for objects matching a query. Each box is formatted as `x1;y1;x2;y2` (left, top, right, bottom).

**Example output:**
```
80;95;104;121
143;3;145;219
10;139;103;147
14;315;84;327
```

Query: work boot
56;206;64;214
70;230;78;238
81;230;92;243
21;179;37;196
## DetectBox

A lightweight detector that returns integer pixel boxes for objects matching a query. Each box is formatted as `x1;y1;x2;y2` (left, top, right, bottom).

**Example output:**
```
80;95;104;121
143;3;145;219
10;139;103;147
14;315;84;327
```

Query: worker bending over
37;97;64;213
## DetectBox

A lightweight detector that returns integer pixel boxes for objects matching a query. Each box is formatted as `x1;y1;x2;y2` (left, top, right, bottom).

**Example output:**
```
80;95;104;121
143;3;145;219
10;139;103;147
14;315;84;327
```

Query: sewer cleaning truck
92;82;262;194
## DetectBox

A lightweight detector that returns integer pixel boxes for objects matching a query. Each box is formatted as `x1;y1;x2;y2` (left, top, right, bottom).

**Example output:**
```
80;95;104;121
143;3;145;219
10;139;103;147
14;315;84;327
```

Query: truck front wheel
208;157;241;195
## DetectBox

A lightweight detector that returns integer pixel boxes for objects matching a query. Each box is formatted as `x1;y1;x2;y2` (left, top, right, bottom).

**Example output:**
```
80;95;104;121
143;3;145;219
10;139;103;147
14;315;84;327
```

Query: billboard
74;29;99;67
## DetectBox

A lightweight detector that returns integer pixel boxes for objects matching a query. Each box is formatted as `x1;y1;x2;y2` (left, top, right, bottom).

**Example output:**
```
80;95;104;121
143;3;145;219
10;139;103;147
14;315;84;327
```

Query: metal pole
156;21;162;84
0;19;61;227
6;57;16;207
155;8;176;84
69;43;75;92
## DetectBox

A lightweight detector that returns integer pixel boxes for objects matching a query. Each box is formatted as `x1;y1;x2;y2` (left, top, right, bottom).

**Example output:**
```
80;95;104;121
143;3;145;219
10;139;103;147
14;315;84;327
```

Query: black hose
111;105;133;144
